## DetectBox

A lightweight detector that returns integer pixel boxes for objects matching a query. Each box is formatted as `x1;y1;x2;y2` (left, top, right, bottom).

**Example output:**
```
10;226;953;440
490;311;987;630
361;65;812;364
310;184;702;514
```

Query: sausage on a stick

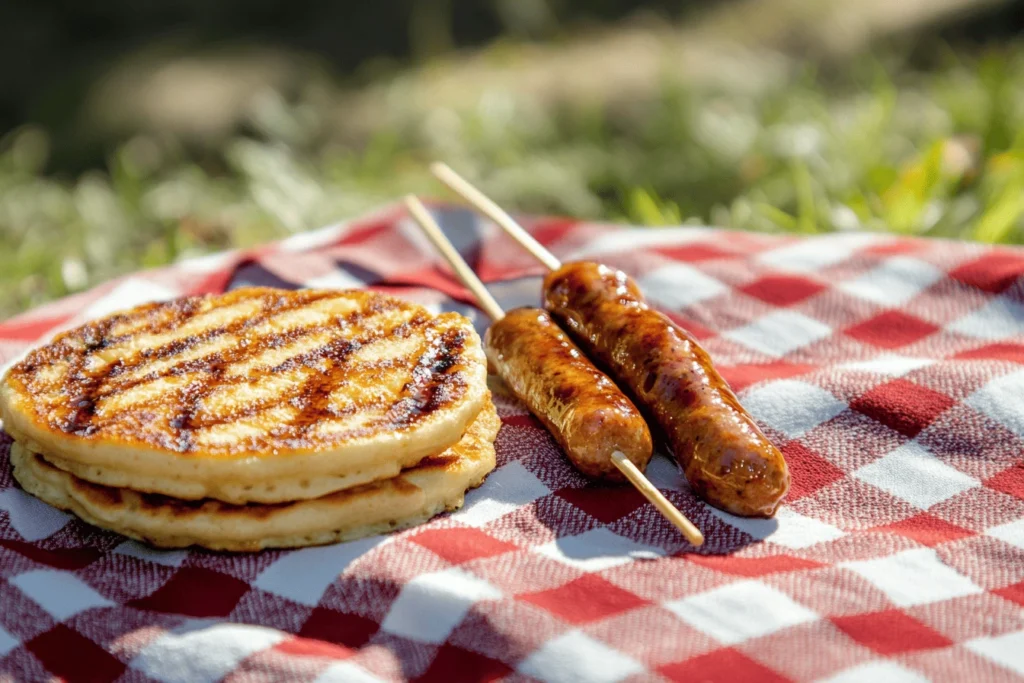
429;164;790;518
405;195;703;544
485;307;653;479
545;262;789;517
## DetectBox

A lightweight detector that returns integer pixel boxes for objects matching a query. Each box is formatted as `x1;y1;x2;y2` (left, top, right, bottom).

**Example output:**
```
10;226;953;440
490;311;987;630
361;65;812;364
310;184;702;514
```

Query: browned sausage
543;261;789;517
484;307;653;479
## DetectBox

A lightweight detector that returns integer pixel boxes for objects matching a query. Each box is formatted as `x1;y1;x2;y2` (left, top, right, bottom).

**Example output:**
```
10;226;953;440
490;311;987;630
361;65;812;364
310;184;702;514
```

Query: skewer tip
404;194;432;221
428;162;563;272
612;451;704;546
403;191;506;322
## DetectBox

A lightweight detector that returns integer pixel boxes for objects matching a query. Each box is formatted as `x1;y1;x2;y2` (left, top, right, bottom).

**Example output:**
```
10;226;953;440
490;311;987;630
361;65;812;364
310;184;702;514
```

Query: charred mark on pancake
282;337;362;432
416;454;460;470
385;328;467;430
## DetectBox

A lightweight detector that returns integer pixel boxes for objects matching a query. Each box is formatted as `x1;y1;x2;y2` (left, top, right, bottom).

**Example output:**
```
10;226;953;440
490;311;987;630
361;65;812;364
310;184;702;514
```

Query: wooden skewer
430;162;563;271
611;452;704;545
405;196;505;322
404;194;703;546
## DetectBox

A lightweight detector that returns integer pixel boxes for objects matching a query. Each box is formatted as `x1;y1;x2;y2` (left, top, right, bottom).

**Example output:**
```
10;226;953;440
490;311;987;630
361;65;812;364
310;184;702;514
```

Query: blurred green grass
1;44;1024;320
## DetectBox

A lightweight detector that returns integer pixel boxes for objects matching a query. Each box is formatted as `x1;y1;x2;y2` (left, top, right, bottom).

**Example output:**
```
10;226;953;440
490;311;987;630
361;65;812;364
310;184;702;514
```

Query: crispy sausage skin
543;262;789;517
484;307;653;479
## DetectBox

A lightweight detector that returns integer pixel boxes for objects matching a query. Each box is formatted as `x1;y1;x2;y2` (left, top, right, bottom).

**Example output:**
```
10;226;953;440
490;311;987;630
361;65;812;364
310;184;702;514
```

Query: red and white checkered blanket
1;202;1023;682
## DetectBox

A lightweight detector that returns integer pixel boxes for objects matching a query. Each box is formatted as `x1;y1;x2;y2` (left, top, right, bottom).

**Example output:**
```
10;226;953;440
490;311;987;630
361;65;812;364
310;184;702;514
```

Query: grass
1;42;1023;320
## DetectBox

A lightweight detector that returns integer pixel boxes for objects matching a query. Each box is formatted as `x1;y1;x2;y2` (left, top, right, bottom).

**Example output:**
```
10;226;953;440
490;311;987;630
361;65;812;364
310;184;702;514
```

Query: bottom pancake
10;401;499;552
33;450;424;505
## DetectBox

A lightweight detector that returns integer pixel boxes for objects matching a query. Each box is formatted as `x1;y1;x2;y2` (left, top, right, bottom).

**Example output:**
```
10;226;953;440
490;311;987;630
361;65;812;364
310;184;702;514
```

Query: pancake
0;287;489;503
11;400;500;551
35;451;411;504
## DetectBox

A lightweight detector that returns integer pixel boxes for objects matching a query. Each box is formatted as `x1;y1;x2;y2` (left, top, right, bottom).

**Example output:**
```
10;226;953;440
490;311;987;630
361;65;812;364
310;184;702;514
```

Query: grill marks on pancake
98;298;266;368
44;290;345;442
7;289;475;454
386;327;468;428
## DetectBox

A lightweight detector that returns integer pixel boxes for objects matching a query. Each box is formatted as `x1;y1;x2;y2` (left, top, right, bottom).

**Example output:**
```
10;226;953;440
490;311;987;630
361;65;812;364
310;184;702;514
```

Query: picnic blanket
0;201;1023;683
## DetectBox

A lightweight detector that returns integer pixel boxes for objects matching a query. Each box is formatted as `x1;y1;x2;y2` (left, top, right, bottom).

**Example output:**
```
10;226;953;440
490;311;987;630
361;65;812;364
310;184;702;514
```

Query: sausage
484;307;653;479
543;261;789;517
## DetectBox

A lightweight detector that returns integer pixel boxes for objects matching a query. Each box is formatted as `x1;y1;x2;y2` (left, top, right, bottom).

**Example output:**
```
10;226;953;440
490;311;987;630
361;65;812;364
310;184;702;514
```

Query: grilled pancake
0;287;489;502
35;451;412;504
11;400;499;551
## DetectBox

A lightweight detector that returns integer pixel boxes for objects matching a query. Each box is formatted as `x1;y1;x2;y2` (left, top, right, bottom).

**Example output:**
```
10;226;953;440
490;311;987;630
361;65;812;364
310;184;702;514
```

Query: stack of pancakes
0;287;498;551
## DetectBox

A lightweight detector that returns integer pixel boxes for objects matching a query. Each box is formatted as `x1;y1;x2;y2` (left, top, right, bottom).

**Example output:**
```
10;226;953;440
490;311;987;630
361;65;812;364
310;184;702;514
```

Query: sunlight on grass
0;45;1022;319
